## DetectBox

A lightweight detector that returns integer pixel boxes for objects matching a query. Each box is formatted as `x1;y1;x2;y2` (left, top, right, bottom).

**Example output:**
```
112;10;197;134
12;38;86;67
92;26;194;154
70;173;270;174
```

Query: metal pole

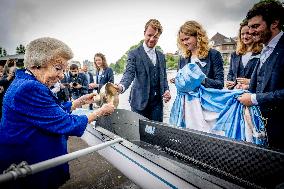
0;137;123;184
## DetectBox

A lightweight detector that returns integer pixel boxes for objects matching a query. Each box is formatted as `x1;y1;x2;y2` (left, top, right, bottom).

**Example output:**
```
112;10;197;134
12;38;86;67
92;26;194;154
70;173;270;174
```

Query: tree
16;44;25;54
112;40;166;74
165;53;178;70
0;47;7;57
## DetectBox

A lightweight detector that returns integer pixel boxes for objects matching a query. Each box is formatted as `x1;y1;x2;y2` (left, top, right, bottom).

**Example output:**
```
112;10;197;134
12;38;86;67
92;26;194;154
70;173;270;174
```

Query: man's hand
237;93;253;106
113;84;123;93
162;90;171;103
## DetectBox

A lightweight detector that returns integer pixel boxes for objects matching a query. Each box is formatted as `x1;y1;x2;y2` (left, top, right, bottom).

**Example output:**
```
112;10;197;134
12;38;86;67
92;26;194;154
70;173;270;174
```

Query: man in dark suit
82;64;95;109
116;19;171;122
238;0;284;151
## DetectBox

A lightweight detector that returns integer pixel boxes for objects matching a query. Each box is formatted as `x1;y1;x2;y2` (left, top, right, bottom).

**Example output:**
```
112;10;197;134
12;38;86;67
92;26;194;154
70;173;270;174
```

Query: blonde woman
226;20;262;90
177;20;224;89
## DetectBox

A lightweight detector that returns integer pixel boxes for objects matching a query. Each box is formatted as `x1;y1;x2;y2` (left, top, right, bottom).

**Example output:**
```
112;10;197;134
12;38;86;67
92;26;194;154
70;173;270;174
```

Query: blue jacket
178;49;224;89
227;52;259;81
249;34;284;150
95;67;114;92
120;44;169;111
0;69;88;189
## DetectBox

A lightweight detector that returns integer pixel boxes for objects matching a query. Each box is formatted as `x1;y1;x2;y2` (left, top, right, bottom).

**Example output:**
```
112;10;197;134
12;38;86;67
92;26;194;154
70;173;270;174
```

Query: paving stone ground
59;137;140;189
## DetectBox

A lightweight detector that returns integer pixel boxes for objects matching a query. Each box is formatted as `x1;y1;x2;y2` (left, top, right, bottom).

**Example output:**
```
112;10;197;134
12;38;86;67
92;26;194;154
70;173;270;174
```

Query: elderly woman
0;37;114;189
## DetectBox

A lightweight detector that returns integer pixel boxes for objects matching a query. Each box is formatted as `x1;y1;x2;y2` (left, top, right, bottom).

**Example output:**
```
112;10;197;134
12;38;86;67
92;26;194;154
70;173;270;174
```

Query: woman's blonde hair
24;37;73;69
236;20;262;55
177;20;210;59
94;53;108;70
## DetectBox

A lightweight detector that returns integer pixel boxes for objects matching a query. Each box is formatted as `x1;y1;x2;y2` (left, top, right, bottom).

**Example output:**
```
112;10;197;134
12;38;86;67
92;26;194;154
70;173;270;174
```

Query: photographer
67;64;88;100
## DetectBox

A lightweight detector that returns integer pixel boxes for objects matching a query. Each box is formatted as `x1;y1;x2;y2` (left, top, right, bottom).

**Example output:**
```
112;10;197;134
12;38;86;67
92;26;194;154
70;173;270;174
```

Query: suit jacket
178;48;224;89
95;67;114;92
120;44;169;111
249;34;284;150
227;52;259;81
85;72;94;93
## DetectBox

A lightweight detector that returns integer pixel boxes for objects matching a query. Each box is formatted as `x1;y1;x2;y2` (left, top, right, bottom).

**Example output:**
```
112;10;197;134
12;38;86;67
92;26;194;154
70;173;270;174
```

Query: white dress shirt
143;42;157;66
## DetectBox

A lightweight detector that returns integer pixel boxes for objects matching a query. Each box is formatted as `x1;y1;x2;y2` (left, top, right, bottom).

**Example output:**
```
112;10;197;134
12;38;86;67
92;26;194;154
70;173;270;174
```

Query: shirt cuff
119;84;125;93
250;94;258;105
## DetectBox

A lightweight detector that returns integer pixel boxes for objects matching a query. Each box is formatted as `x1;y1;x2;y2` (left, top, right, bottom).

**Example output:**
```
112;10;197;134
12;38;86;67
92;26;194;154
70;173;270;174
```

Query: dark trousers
132;95;163;122
262;108;284;152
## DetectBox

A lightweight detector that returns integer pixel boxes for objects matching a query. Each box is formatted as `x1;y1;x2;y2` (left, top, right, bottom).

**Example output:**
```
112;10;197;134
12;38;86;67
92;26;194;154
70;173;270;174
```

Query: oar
0;137;123;184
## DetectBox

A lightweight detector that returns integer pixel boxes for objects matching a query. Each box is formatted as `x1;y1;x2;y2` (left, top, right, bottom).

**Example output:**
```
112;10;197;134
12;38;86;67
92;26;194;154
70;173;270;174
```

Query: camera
72;82;78;87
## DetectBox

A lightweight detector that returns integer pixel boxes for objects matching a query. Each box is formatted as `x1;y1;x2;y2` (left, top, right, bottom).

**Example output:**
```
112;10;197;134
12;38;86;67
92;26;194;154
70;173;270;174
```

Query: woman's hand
99;103;115;116
226;81;236;89
236;78;250;85
72;93;97;110
88;103;115;123
89;83;98;89
79;93;97;105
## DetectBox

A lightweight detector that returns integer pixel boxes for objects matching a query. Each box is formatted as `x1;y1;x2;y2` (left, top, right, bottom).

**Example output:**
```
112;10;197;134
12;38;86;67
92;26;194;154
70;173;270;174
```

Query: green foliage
166;53;178;70
0;47;7;57
112;40;169;74
16;44;25;54
223;60;229;66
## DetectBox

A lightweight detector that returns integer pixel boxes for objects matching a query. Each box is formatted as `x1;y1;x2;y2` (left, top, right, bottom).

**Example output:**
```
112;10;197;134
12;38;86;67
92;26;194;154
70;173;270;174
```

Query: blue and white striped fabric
169;63;267;146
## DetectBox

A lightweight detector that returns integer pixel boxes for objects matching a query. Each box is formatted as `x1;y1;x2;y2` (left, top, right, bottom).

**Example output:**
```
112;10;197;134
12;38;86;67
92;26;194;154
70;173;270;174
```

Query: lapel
260;35;284;91
235;55;242;75
260;50;280;92
138;45;150;76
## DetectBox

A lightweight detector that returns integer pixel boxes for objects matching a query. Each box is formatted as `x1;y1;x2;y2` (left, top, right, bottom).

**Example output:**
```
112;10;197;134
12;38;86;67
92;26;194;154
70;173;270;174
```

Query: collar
191;57;207;67
143;41;155;53
265;31;283;49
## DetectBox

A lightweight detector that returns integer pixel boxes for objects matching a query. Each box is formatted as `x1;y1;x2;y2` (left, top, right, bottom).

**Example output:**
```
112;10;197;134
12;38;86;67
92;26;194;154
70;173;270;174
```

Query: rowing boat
75;108;284;189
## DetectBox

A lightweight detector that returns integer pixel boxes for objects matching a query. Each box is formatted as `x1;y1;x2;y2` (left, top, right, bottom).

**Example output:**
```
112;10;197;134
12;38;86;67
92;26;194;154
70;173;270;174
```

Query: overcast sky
0;0;266;64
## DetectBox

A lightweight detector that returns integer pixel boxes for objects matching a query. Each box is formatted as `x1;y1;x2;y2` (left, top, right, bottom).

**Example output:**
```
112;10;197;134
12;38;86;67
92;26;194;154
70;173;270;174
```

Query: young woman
89;53;114;93
226;20;262;90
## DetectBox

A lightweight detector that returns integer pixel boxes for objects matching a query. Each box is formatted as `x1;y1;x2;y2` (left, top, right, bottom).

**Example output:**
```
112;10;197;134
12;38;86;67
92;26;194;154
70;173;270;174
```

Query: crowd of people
0;0;283;188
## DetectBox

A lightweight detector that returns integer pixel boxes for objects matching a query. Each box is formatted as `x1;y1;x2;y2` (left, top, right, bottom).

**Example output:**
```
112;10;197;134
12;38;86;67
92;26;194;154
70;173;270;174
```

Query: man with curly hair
238;0;284;151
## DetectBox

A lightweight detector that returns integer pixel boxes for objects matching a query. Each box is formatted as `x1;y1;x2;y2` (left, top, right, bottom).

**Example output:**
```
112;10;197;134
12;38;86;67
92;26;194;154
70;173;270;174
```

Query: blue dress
0;69;88;189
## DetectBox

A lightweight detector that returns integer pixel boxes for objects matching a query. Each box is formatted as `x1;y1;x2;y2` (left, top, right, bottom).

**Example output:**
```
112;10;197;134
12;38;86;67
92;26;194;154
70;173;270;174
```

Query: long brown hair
94;53;108;70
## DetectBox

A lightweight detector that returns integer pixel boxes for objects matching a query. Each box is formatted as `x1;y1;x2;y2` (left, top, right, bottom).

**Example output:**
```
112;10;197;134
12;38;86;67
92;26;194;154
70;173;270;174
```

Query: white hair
24;37;73;69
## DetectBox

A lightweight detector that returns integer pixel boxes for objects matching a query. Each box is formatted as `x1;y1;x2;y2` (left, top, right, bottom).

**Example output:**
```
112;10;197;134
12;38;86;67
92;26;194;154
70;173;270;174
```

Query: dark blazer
85;72;94;93
227;52;259;81
120;45;169;111
249;34;284;150
95;67;114;92
178;48;224;89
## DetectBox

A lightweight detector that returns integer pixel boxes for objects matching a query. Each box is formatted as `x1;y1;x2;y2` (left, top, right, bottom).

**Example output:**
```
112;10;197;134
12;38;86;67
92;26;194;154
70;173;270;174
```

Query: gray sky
0;0;263;64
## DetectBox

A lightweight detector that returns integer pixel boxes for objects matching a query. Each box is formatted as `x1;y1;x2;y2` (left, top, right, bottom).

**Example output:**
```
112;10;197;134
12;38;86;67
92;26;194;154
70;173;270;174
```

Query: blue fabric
0;69;88;189
170;63;267;146
178;49;224;89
